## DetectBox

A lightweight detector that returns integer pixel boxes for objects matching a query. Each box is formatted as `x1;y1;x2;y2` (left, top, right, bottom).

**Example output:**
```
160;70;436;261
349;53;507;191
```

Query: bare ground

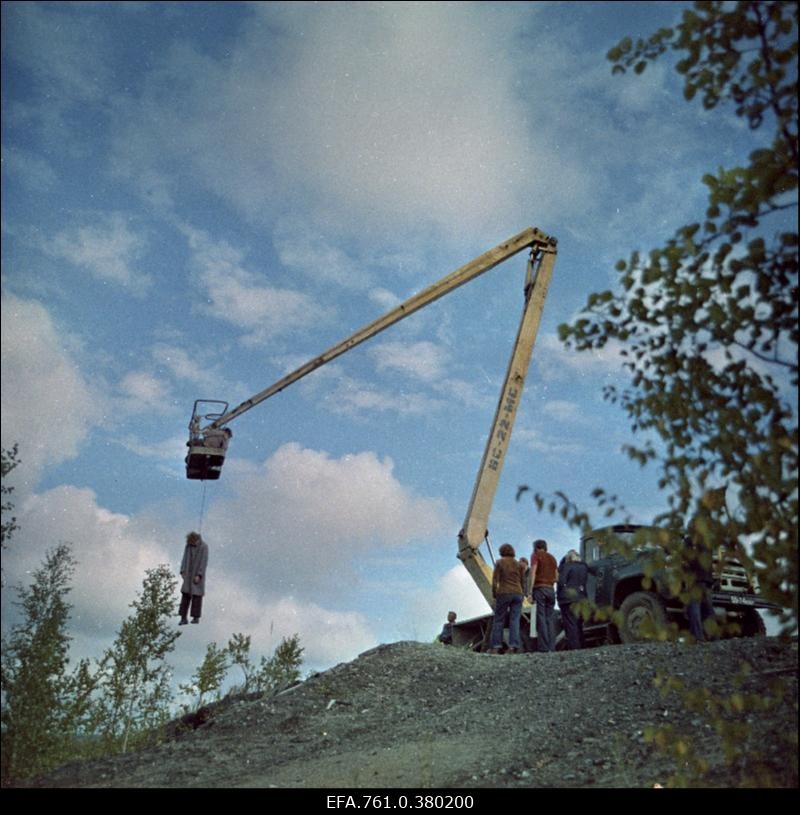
23;635;799;790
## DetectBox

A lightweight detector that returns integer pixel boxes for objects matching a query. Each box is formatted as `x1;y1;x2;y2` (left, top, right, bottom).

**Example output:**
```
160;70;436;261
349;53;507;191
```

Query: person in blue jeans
529;539;559;652
557;549;590;650
685;536;716;641
488;543;526;654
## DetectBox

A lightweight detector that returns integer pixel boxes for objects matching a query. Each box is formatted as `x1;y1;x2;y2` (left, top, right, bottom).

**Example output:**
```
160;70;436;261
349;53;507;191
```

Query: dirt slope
28;636;798;789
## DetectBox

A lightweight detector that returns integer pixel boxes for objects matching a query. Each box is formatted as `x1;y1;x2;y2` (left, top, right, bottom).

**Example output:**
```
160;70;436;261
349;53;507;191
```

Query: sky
1;1;785;691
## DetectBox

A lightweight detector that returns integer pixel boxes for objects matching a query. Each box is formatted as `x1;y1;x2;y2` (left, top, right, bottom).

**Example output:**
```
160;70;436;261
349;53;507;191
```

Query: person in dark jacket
179;531;208;625
684;536;716;642
438;611;457;645
557;550;589;650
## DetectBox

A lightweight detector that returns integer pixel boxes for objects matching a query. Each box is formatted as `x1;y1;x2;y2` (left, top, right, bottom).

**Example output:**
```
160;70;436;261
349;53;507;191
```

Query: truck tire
741;608;766;637
618;591;668;644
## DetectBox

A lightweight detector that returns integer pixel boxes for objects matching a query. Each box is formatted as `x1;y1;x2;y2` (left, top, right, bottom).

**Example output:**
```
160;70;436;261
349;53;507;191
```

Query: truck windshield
582;527;666;563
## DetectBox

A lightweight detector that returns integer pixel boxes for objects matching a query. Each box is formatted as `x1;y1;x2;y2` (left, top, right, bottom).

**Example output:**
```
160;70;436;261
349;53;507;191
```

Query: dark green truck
578;524;778;646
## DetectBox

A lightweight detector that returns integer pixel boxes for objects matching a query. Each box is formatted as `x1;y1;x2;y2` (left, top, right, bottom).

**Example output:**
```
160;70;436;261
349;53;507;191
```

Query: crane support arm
457;240;557;607
206;227;554;430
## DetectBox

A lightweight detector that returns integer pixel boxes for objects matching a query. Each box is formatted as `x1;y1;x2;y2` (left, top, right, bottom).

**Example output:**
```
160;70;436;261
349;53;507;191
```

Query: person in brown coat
488;543;526;654
529;538;558;652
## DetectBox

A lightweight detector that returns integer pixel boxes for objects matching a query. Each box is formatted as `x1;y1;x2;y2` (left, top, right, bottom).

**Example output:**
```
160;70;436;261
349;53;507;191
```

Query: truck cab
579;524;776;644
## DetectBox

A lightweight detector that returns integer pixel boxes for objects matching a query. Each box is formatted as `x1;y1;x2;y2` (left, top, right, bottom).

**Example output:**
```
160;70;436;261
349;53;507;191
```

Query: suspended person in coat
179;531;208;625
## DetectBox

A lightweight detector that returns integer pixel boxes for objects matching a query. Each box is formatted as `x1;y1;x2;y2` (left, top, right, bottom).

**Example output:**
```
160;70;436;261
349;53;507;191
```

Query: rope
197;480;208;534
484;531;496;565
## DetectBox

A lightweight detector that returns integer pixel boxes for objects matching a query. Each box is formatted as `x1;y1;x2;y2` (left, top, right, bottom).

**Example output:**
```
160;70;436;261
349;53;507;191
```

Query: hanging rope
197;480;208;534
484;530;496;565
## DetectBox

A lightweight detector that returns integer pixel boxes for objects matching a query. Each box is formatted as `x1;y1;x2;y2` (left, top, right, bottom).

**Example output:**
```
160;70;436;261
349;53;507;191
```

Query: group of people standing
486;539;591;654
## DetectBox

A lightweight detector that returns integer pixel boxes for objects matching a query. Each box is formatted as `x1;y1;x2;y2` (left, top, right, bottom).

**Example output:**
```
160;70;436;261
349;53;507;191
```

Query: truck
576;524;777;646
186;227;558;648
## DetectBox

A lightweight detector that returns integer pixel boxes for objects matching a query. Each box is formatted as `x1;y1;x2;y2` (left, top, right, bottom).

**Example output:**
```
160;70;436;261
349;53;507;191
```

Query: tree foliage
517;1;798;788
648;660;796;786
1;444;20;550
180;641;229;708
536;0;797;629
226;632;254;693
254;634;304;695
94;564;181;753
1;544;78;785
187;632;304;705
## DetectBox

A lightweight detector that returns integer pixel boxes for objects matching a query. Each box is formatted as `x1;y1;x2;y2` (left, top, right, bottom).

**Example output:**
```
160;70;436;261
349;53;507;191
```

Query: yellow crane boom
186;227;558;609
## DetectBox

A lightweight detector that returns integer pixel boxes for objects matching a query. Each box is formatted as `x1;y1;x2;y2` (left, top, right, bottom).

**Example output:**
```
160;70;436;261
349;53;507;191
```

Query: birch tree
1;544;76;784
95;564;180;753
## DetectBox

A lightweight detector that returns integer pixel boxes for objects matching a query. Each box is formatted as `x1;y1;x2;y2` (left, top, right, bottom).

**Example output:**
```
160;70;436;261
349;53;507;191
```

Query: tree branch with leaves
523;0;797;630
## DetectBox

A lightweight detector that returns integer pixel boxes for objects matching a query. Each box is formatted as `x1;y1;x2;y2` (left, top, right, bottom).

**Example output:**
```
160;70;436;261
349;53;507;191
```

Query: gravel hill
25;635;798;790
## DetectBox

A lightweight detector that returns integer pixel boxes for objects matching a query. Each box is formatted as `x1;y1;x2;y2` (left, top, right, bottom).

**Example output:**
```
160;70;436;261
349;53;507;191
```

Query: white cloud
370;340;449;383
181;223;330;346
2;485;173;641
118;371;172;412
0;483;379;675
541;399;588;424
1;144;58;190
1;439;454;673
202;442;453;596
151;343;228;392
2;2;112;106
273;216;372;290
514;427;586;458
369;288;402;310
610;60;673;114
243;2;542;238
332;381;440;417
117;432;189;469
288;358;448;419
1;293;103;483
536;332;627;381
405;564;491;642
48;213;151;295
108;3;599;249
194;588;379;673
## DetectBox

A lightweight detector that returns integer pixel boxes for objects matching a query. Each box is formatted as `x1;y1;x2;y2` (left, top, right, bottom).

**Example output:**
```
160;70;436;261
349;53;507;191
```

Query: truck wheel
741;608;766;637
618;591;668;644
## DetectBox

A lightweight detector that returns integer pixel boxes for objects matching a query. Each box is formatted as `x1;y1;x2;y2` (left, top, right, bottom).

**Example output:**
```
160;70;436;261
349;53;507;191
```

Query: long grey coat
180;540;208;596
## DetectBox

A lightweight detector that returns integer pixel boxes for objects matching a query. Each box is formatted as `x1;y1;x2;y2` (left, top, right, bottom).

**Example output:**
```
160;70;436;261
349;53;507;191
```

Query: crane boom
204;227;554;431
457;240;557;607
186;226;558;619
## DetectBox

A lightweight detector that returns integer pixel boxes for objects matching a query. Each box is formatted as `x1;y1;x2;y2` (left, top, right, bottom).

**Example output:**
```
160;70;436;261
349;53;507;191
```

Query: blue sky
1;1;781;685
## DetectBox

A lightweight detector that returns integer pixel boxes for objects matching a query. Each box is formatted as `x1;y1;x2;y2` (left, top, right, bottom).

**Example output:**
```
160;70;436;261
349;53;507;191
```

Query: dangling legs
178;592;191;625
190;594;203;623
